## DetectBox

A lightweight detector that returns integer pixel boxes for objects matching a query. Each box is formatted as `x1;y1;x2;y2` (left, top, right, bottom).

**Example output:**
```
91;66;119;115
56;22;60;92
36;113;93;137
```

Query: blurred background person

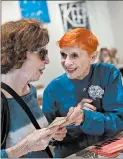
99;48;112;64
110;48;119;67
110;48;123;79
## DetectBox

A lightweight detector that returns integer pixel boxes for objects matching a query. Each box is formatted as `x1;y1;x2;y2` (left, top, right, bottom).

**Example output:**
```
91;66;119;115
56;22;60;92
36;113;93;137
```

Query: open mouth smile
66;67;77;73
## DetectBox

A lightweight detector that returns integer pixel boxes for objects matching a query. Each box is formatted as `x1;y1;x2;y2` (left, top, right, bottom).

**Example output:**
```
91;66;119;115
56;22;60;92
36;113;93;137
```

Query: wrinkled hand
60;98;97;127
53;127;67;141
66;105;84;126
78;98;96;111
66;98;97;126
27;126;59;152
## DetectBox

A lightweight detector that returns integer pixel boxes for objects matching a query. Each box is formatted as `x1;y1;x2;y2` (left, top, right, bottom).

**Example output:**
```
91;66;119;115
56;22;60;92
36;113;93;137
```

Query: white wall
107;1;123;59
2;1;21;23
2;1;122;87
86;1;115;48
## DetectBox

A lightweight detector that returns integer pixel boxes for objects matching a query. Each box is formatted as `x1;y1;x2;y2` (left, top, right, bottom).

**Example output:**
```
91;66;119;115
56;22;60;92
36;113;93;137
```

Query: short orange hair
57;28;99;56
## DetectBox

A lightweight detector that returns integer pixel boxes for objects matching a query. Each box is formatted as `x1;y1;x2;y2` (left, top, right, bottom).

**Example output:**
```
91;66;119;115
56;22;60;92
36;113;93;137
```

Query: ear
26;51;32;58
90;51;98;64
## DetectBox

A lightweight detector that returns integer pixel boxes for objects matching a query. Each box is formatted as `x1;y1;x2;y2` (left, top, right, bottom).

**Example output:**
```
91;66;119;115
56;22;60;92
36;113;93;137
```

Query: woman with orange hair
42;28;123;157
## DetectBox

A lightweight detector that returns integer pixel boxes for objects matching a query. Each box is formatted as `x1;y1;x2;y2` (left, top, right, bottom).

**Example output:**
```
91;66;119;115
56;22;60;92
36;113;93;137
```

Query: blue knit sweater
1;85;49;158
42;63;123;158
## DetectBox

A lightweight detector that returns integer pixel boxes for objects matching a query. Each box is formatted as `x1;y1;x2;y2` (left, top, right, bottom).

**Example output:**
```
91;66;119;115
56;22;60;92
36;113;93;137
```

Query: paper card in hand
48;117;67;128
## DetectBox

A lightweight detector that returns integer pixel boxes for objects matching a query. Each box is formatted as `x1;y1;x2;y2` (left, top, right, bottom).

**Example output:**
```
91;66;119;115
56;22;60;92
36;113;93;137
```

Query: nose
44;55;50;64
64;57;73;67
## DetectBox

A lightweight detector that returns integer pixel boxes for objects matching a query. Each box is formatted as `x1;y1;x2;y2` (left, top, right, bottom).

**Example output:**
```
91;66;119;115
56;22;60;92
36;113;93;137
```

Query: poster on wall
19;0;50;23
59;1;90;32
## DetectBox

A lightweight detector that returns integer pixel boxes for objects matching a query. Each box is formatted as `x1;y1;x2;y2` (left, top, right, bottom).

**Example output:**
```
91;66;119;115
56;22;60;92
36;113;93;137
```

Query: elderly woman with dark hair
1;19;67;158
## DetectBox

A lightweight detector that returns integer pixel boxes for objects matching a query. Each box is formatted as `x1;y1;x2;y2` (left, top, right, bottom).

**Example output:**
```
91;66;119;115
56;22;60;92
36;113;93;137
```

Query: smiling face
60;45;95;80
57;28;99;79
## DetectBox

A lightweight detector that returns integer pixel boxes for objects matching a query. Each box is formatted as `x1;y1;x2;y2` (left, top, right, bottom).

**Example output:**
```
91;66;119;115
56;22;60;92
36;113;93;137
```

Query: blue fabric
1;149;8;158
1;84;49;158
42;63;123;158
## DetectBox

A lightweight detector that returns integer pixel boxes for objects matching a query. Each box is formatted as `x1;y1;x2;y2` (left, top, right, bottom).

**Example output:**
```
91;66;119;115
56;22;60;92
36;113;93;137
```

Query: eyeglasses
38;48;48;61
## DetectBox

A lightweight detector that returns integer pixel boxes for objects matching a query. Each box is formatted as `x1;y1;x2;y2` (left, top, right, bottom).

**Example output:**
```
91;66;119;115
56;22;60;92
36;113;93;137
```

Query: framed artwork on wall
59;1;90;32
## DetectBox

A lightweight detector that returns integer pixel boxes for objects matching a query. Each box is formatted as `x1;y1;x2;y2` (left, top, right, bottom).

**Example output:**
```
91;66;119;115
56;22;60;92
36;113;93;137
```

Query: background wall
2;1;123;87
107;1;123;59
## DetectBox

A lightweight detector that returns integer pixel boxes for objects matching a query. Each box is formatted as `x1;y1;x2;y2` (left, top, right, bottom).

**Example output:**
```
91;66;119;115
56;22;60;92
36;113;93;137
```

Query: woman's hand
60;98;97;127
66;105;84;126
52;127;67;141
6;126;59;158
66;98;96;126
78;98;96;111
27;126;58;151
